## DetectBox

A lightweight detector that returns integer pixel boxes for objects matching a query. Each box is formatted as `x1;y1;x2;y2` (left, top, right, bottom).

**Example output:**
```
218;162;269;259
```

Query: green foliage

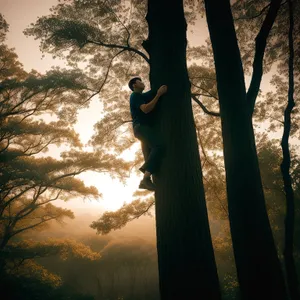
0;45;26;81
1;68;100;124
0;15;131;254
0;238;100;298
233;0;300;136
2;238;100;264
91;197;154;234
58;236;159;300
0;13;9;43
255;74;300;137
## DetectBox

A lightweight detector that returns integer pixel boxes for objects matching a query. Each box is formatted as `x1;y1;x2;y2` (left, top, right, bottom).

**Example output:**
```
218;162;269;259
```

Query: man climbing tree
26;1;222;298
128;77;167;191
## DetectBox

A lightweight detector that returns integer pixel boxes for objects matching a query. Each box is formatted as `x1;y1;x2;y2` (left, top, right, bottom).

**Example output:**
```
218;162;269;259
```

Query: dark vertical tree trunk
144;0;221;299
247;0;285;113
0;229;11;250
281;1;300;299
203;0;288;299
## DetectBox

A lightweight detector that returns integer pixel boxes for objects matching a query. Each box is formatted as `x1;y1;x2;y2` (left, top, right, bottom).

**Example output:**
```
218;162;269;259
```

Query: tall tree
144;0;221;299
280;0;300;299
233;3;300;293
26;1;222;299
203;0;288;299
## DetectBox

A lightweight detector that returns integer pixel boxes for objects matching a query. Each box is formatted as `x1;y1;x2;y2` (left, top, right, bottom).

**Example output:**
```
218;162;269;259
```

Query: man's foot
139;167;146;174
139;177;156;191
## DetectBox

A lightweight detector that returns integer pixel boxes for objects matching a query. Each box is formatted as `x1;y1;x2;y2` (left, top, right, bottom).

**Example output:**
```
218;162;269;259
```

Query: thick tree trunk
144;0;221;299
203;0;288;299
281;1;300;299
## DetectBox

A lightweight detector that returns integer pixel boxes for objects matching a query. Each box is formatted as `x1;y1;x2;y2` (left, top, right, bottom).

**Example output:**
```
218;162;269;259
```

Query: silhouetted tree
0;16;128;295
203;0;288;299
143;1;221;299
26;2;222;299
280;0;300;299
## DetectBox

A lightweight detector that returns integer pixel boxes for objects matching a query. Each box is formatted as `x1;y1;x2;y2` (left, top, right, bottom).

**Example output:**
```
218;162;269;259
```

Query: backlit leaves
91;198;154;235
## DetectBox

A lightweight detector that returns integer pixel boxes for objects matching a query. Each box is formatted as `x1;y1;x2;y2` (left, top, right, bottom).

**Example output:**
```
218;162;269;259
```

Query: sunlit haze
0;0;212;215
1;0;293;216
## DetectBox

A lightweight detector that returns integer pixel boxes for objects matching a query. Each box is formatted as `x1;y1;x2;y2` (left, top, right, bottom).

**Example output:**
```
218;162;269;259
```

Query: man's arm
140;85;167;114
140;94;160;114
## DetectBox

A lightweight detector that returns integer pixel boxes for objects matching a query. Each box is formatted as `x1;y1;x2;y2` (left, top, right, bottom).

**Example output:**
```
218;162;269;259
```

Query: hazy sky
1;0;63;72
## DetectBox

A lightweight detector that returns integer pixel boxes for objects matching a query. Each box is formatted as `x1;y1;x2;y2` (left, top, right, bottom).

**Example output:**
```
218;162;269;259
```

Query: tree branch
247;0;283;116
83;49;126;104
235;3;271;20
11;214;64;237
235;0;287;20
103;3;131;47
191;82;219;100
191;94;220;117
85;39;150;64
13;186;47;223
0;185;38;217
128;200;155;222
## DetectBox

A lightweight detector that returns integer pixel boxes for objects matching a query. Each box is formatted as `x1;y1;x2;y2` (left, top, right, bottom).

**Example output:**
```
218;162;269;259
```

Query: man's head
128;77;145;92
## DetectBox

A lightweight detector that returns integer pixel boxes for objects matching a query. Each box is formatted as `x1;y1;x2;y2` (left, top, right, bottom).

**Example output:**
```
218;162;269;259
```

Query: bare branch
37;189;63;206
103;2;131;46
191;94;220;117
85;39;150;64
83;49;127;104
191;82;219;100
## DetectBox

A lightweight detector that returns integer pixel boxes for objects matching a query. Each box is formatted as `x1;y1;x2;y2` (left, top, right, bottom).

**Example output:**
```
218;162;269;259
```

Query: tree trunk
0;229;11;250
281;1;300;299
203;0;288;299
144;1;221;299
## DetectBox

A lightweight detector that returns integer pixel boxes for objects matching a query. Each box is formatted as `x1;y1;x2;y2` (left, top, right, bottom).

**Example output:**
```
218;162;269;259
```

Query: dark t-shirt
130;90;156;127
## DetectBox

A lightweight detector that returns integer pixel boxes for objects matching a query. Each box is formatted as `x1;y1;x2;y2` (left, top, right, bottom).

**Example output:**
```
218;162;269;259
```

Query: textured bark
281;1;300;299
145;0;221;299
203;0;288;299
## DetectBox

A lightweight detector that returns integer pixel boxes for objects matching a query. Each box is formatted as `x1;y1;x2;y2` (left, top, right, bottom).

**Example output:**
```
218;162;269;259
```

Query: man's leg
139;141;151;174
133;124;155;191
135;125;164;191
138;125;164;175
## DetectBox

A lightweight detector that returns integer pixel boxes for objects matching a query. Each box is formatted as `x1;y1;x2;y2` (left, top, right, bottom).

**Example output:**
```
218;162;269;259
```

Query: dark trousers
133;124;164;175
